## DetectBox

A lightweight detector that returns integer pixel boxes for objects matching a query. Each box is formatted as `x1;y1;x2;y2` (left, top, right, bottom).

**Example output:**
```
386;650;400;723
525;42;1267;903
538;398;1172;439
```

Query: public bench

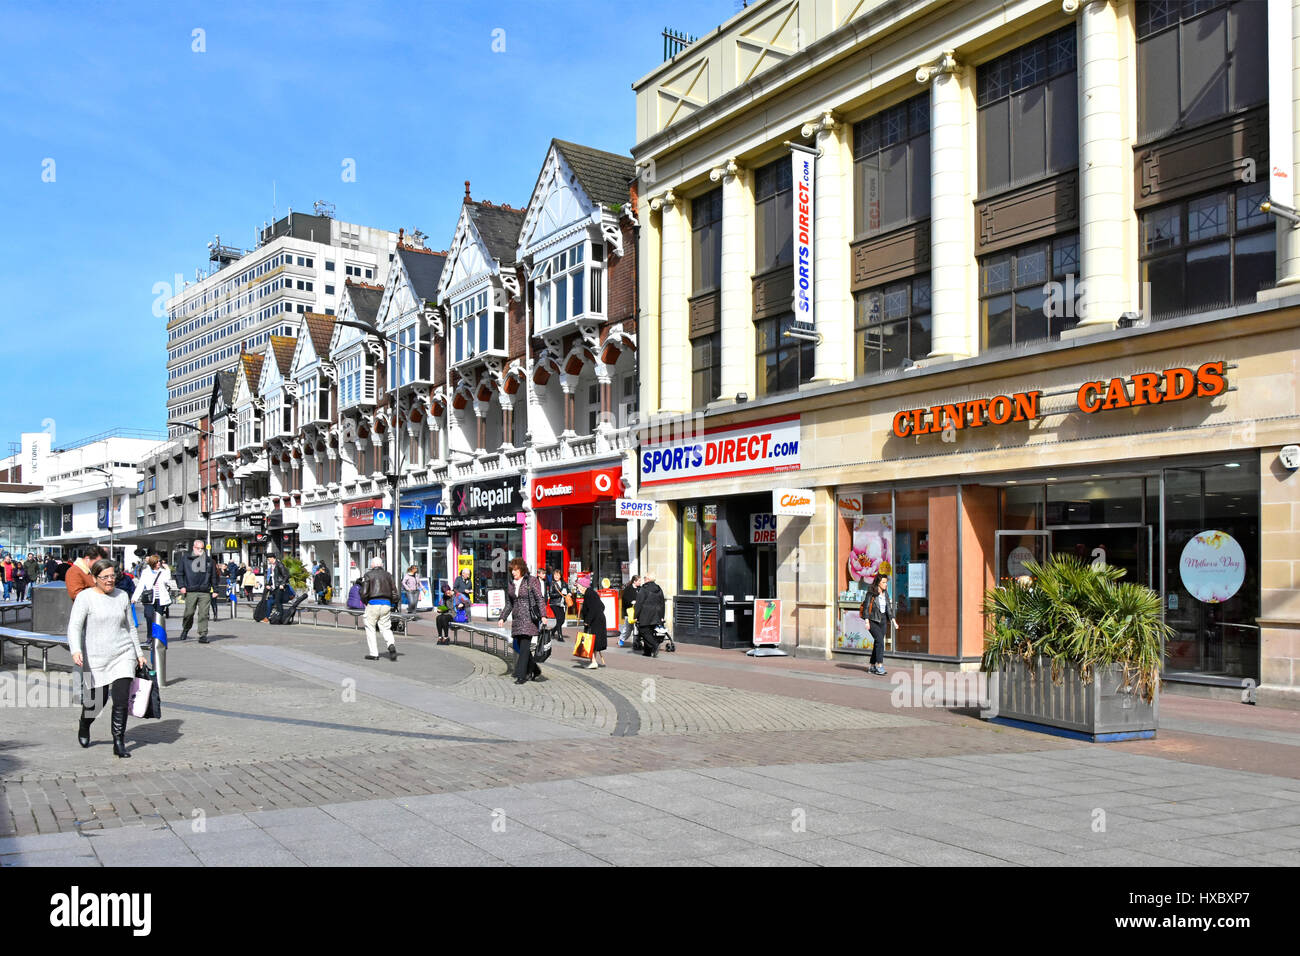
0;626;69;672
0;601;32;626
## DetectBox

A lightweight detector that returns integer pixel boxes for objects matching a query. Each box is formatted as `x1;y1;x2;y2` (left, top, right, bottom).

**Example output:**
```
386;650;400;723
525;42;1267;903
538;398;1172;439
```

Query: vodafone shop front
531;463;630;592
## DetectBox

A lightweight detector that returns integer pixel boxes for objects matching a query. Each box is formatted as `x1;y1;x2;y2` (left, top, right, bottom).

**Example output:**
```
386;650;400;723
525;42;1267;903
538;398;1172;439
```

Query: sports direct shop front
638;415;803;646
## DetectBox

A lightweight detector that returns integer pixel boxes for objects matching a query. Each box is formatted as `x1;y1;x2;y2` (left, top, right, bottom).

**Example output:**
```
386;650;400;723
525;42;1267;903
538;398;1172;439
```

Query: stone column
1260;445;1300;707
923;53;975;361
1263;0;1300;291
473;402;487;453
500;398;514;450
805;114;853;385
716;162;755;400
561;377;577;439
1067;0;1131;335
655;191;689;412
638;190;661;414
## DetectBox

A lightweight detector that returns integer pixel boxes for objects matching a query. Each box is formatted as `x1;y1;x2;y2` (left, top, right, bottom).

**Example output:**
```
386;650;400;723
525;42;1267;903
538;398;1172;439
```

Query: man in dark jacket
44;556;59;582
454;569;474;600
359;557;399;661
264;555;289;621
175;538;217;643
635;573;666;657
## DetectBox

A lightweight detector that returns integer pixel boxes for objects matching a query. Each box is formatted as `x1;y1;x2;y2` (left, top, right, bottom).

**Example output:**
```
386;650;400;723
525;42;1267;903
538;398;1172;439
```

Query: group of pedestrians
1;553;47;601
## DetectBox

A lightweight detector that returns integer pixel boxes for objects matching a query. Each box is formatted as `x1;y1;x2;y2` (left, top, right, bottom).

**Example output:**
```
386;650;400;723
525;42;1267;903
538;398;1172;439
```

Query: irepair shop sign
892;362;1228;438
640;415;801;486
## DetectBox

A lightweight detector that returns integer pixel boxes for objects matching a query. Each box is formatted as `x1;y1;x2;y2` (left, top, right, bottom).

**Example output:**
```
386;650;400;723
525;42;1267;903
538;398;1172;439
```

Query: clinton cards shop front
531;464;627;590
639;415;802;648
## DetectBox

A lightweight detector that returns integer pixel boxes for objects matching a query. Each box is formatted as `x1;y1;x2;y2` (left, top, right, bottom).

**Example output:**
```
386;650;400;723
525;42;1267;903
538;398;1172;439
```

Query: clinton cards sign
640;415;801;487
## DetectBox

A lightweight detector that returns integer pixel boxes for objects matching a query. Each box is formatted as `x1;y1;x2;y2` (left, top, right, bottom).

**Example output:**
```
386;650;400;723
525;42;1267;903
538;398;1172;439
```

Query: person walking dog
360;557;399;662
862;572;894;676
175;538;216;643
69;560;149;758
499;557;544;684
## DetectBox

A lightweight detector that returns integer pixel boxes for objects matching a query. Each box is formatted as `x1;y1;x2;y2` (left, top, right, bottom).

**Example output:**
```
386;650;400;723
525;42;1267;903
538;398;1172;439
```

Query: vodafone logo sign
532;466;622;507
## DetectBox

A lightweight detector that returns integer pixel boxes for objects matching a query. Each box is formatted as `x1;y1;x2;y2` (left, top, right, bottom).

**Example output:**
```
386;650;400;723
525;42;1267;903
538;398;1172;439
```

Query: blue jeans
2;581;10;600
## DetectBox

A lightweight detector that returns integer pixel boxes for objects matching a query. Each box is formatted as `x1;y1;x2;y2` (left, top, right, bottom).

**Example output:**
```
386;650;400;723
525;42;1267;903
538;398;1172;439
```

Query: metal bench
0;601;33;626
0;626;70;672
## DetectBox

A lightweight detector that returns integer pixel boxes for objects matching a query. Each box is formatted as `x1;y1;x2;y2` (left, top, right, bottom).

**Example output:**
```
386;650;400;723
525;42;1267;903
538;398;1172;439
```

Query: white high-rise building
165;210;400;436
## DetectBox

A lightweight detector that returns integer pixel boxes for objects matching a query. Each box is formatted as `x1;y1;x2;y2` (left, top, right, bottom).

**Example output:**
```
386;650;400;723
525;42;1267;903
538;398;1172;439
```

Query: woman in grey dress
70;559;149;758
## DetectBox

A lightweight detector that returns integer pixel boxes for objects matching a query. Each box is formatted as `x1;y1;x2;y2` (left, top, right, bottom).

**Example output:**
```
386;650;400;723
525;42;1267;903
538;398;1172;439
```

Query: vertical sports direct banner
792;144;815;325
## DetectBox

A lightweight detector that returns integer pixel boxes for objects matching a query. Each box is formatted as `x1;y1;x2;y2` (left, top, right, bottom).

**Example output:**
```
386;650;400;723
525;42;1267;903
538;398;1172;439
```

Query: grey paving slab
702;846;813;866
193;845;306;867
222;644;592;741
1;847;101;867
275;836;406;867
514;847;614;866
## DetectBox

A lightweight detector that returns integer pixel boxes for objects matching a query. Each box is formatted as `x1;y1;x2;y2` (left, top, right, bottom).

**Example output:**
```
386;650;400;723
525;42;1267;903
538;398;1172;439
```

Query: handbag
128;664;162;719
527;582;544;629
572;631;594;660
534;622;554;663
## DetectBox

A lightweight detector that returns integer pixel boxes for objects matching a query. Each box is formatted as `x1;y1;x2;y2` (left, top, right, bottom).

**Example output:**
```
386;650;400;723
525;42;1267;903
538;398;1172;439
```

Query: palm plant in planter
982;554;1169;740
281;556;309;595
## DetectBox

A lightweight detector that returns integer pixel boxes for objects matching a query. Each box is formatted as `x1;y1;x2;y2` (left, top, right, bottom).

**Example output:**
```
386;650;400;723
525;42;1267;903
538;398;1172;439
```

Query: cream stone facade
632;0;1300;706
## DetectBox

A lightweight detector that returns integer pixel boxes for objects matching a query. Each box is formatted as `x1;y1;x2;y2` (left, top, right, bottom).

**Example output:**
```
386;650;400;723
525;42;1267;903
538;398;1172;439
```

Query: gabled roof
237;352;264;402
466;201;525;267
344;281;384;327
303;312;336;361
212;369;236;409
397;246;446;303
551;139;635;208
269;335;297;378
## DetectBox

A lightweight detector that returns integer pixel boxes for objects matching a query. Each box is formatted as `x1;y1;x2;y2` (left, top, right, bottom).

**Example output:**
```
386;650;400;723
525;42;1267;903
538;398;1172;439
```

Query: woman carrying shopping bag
132;554;173;646
70;560;149;757
579;580;608;669
499;557;545;685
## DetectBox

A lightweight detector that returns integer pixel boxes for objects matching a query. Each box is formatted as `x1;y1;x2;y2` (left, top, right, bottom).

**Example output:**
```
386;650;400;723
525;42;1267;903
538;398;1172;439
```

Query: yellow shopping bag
572;631;594;660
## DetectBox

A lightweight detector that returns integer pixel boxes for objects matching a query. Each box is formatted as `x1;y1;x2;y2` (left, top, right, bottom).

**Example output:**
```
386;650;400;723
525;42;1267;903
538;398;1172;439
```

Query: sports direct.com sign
639;415;801;486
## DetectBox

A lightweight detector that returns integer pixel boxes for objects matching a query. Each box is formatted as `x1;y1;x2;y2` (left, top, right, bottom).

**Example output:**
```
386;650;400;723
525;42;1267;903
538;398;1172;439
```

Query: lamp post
165;420;213;554
335;316;424;588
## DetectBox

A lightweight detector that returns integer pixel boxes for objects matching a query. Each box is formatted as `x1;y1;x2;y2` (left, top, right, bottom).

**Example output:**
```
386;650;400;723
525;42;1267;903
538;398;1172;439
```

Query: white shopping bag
128;674;154;718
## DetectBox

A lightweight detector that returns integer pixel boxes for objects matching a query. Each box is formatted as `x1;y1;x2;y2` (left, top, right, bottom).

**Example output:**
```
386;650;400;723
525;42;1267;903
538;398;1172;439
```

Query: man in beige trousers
360;557;399;662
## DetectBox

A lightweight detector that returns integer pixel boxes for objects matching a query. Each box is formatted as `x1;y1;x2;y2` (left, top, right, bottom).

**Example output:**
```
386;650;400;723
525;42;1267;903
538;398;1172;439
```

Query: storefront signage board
773;488;815;516
425;515;450;535
532;466;621;507
224;538;240;551
892;362;1227;438
751;514;777;544
616;498;659;521
343;498;382;527
640;415;801;486
301;507;336;542
447;477;523;529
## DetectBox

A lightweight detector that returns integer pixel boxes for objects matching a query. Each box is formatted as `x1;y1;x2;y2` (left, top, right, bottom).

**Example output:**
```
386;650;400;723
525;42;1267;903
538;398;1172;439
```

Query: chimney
464;181;472;202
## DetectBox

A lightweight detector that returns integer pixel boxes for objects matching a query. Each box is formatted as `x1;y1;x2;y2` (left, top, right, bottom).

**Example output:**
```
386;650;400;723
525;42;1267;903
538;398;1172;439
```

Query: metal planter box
988;657;1158;742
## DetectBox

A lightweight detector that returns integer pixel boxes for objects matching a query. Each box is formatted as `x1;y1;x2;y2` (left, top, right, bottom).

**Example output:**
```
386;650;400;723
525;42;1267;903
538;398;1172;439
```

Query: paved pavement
2;613;1298;866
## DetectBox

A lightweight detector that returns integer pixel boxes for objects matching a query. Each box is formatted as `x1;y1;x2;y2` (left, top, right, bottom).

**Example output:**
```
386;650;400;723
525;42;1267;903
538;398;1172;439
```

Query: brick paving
2;616;1299;865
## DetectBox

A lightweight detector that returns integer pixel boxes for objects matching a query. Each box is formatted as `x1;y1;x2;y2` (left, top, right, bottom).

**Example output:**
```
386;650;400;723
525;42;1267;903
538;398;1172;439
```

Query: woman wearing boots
69;560;148;758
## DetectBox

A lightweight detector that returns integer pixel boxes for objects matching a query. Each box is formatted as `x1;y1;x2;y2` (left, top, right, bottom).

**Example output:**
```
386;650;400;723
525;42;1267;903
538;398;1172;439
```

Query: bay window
452;289;506;362
532;241;604;329
387;325;418;389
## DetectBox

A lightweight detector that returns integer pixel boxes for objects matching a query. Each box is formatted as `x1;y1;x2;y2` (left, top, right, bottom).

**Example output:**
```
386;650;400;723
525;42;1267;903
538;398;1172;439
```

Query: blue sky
0;0;738;453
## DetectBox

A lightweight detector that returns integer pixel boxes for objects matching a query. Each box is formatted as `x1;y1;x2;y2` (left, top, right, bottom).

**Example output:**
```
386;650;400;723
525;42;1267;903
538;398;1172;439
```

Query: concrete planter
987;656;1158;742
